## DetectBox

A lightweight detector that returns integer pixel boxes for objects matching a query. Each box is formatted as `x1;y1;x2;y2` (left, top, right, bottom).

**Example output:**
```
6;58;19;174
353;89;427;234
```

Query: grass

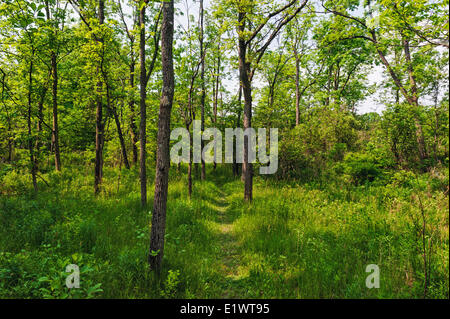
0;162;448;299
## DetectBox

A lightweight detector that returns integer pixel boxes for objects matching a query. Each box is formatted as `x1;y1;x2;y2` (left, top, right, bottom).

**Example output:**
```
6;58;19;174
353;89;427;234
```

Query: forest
0;0;448;299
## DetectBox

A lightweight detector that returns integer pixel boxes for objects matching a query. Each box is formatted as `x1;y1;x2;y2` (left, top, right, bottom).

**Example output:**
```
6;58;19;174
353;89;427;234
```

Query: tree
199;0;206;180
117;0;139;165
321;0;448;162
139;0;161;207
149;0;174;272
233;0;308;201
0;0;43;191
43;0;70;172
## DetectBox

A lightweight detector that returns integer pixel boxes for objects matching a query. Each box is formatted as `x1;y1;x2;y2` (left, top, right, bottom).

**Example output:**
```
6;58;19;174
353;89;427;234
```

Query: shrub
340;152;382;185
389;170;417;188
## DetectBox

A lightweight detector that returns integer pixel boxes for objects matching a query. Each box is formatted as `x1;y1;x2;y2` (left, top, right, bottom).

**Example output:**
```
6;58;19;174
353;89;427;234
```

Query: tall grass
0;163;448;298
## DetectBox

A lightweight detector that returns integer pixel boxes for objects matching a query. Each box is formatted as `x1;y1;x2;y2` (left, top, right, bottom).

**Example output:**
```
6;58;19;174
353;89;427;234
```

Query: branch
392;4;449;49
251;0;308;80
321;1;367;29
145;4;163;83
245;0;299;46
117;0;133;41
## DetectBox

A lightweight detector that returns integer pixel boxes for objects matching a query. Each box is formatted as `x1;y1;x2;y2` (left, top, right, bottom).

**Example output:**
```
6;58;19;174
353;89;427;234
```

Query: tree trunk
373;29;428;163
129;51;138;165
188;160;192;198
212;44;221;171
27;58;37;192
35;85;47;173
233;86;242;177
432;82;439;164
185;121;193;198
139;3;147;207
94;0;105;195
238;11;253;202
149;0;174;273
199;0;206;180
45;1;61;171
294;40;300;126
107;86;130;169
51;52;61;171
402;37;428;161
113;107;130;169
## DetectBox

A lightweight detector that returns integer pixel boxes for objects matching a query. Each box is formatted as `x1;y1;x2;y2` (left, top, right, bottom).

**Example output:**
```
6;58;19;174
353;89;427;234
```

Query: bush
339;152;382;185
429;166;449;194
388;170;417;188
277;107;358;180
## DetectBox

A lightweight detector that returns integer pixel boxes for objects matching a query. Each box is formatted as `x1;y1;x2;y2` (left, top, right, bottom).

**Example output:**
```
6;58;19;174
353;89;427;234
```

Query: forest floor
0;164;448;298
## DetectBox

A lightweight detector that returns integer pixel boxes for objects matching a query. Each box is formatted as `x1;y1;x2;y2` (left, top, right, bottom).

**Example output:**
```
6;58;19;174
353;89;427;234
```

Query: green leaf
150;249;160;257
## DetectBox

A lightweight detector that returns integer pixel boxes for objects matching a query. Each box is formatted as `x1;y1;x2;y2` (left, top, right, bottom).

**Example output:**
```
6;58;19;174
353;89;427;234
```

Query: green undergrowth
0;164;448;298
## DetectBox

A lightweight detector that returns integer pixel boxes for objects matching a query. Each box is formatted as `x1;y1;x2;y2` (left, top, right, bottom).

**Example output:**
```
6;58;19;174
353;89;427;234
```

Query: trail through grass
197;182;246;298
207;186;245;298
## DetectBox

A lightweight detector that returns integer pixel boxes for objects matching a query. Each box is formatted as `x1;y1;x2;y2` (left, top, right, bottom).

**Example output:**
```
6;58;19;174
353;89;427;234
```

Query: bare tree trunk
238;12;253;202
188;160;193;198
107;86;130;169
94;0;105;195
212;44;220;171
113;107;130;169
27;57;37;192
129;52;138;165
149;0;174;273
199;0;206;180
432;82;439;164
7;121;13;162
294;43;300;126
184;121;193;198
45;1;61;171
139;3;147;207
213;53;220;124
325;66;332;106
51;52;61;171
233;85;242;177
35;85;47;172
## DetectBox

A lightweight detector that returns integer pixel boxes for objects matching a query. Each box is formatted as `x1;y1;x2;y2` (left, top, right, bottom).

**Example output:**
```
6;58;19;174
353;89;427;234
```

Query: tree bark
199;0;206;180
238;11;253;201
94;0;105;195
294;39;300;126
212;44;221;171
233;85;242;177
45;1;61;171
27;57;37;192
139;2;148;207
149;0;174;273
188;125;193;198
35;85;47;173
107;86;130;169
129;50;138;165
51;52;61;171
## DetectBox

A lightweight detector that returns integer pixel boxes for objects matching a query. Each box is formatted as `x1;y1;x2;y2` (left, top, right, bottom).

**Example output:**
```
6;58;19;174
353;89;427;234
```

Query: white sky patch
357;64;385;114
